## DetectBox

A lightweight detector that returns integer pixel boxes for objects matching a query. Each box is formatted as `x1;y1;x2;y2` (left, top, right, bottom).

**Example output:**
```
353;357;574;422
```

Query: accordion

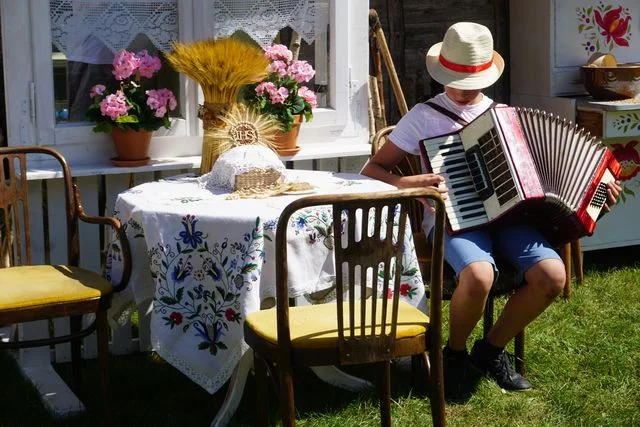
418;106;621;245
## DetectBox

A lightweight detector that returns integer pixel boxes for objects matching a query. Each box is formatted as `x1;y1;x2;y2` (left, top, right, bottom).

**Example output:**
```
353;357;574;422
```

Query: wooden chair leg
483;296;495;337
380;361;391;427
253;352;269;427
96;310;111;421
560;243;572;299
428;349;446;427
70;315;83;392
514;329;525;376
571;239;584;285
278;364;296;427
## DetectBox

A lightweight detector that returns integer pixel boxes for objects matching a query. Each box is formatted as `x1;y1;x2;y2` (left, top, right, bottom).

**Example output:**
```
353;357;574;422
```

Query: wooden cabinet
577;101;640;250
510;0;640;98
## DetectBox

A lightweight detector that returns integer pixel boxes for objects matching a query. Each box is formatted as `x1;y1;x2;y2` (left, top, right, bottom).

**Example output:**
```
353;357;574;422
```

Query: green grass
1;247;639;426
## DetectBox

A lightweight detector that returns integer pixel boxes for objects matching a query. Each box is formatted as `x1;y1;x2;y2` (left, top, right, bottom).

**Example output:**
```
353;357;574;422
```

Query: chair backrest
274;187;445;365
371;126;426;238
0;146;78;268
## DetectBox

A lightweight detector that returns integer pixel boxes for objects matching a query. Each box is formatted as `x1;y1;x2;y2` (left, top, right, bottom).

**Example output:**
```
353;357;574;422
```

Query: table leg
210;349;254;427
310;366;374;392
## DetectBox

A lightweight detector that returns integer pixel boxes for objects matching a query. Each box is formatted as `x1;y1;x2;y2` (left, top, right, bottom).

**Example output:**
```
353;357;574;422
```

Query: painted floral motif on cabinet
576;3;632;53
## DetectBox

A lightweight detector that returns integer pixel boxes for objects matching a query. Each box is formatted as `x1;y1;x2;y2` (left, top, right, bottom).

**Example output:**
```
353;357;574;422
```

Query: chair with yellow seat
0;146;131;415
244;187;446;427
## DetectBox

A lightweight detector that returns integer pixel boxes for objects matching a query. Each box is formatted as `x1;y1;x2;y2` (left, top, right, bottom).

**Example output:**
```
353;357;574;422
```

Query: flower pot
111;128;152;167
273;115;302;156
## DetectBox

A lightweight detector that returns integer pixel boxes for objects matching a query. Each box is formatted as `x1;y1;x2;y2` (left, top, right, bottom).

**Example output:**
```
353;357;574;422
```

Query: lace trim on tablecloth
153;338;247;394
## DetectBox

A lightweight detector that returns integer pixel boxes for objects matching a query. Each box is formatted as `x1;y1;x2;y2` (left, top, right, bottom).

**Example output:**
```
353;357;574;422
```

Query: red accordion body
419;106;621;245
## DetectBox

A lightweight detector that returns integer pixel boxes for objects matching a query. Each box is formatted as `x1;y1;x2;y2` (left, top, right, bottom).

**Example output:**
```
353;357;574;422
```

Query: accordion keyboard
423;136;489;230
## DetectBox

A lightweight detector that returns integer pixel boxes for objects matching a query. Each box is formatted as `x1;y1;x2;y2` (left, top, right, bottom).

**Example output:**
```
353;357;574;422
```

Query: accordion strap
424;100;499;126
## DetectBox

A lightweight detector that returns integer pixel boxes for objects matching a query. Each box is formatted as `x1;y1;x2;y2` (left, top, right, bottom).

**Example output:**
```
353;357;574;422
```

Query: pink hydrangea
89;84;106;99
99;90;131;120
264;44;293;62
146;88;177;118
112;50;140;81
288;60;316;83
136;50;162;78
298;86;317;109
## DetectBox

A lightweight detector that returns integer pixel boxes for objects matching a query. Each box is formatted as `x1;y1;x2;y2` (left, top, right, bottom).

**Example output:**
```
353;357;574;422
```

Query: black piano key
461;211;488;220
438;141;463;150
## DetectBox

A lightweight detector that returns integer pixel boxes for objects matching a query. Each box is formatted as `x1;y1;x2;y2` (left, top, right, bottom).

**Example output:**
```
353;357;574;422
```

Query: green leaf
159;296;178;305
216;286;226;299
225;292;235;302
241;263;258;274
176;287;184;302
623;186;635;196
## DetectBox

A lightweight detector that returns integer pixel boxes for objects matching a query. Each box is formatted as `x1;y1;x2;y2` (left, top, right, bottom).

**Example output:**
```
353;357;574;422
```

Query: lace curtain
50;0;328;64
211;0;329;48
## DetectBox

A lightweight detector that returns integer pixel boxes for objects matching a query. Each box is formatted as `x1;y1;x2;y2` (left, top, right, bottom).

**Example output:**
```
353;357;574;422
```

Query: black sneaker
442;345;478;402
470;339;532;391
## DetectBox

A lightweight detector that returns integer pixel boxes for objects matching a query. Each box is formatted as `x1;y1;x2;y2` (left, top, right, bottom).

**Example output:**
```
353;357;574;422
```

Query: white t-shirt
388;92;495;235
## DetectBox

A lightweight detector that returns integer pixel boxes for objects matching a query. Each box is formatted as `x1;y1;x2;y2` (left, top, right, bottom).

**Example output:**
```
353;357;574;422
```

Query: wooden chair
244;188;447;427
0;146;131;415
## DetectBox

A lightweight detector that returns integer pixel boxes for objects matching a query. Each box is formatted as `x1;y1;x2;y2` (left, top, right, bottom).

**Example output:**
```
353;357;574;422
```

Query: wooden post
369;9;408;118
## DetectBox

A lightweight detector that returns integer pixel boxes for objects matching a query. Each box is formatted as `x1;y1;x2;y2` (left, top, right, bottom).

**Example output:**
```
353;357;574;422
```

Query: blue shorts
432;225;561;284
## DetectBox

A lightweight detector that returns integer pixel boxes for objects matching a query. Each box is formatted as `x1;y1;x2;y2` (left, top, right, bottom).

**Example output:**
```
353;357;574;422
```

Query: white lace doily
199;145;286;191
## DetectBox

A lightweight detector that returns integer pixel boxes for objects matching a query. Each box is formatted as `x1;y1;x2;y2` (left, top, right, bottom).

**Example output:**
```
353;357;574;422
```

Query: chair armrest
73;184;131;293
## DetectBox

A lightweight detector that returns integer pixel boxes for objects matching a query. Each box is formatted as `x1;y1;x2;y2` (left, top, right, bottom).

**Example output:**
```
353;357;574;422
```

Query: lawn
1;246;639;427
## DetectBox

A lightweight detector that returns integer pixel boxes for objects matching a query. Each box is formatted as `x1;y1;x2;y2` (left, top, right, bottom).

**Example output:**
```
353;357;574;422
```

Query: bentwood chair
244;188;446;427
0;146;131;415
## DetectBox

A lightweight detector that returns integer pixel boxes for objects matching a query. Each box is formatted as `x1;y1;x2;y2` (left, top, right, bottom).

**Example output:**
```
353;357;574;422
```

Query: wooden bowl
581;64;640;100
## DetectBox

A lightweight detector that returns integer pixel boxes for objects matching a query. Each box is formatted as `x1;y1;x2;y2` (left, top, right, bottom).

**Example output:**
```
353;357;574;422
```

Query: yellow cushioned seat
245;299;429;349
0;265;113;311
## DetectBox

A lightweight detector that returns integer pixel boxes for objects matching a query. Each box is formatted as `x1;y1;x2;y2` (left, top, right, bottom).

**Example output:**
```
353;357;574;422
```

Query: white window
1;0;369;165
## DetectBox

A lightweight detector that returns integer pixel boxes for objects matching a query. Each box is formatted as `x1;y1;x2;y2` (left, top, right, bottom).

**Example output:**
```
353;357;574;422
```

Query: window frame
1;0;369;159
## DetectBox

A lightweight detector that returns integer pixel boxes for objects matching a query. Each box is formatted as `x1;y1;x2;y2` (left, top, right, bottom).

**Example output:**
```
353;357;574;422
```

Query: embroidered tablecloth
105;170;425;394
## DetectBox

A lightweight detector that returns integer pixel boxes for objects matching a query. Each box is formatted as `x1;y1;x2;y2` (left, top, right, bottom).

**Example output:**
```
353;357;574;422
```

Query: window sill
25;142;372;180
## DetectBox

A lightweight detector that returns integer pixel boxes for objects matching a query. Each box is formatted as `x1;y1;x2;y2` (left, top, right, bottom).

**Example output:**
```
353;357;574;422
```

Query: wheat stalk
166;38;268;104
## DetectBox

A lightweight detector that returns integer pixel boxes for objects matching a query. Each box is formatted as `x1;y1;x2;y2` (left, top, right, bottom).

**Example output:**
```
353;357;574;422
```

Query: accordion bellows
202;145;285;192
419;106;621;245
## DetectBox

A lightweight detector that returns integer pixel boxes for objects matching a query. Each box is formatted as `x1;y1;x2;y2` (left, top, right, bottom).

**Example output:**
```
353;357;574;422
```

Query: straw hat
426;22;504;90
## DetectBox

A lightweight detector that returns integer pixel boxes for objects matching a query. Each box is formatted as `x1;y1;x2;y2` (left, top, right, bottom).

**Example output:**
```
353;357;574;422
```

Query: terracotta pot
111;127;152;166
273;115;302;156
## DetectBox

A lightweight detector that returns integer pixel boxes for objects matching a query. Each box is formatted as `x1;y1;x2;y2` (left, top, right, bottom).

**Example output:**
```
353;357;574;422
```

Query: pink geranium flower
244;44;317;132
86;49;178;133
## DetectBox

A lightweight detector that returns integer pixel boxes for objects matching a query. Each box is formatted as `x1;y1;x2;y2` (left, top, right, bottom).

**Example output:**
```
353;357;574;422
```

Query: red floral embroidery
225;308;237;322
169;311;183;325
399;283;411;296
595;6;632;47
611;140;640;181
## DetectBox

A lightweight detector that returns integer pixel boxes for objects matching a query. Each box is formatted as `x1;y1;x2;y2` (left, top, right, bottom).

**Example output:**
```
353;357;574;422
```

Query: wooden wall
369;0;509;124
